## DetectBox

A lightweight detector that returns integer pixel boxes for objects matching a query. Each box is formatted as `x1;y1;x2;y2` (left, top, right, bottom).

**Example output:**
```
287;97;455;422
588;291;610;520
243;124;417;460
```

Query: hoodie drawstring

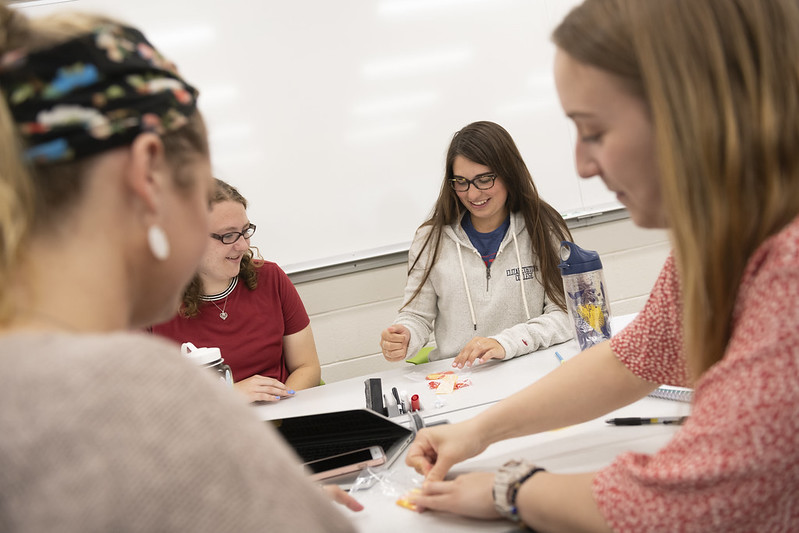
456;213;530;331
456;242;478;331
512;228;531;321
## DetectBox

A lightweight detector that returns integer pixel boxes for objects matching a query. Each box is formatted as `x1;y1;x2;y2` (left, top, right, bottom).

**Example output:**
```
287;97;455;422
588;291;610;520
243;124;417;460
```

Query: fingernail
465;361;472;368
287;390;296;395
275;395;281;400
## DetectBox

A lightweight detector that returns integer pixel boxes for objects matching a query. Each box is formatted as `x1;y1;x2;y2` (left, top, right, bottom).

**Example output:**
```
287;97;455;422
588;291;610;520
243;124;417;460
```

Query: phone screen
305;448;381;474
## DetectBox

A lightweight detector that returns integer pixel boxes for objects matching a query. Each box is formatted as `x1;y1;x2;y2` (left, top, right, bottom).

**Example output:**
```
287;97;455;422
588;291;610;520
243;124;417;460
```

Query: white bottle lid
180;342;222;366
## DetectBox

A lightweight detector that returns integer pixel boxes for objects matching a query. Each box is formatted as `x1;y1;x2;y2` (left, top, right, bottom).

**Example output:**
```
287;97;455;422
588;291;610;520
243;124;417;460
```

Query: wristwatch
493;459;546;523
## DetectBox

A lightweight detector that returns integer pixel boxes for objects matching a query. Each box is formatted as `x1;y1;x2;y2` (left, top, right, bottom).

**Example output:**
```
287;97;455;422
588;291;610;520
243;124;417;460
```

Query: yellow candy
396;488;422;511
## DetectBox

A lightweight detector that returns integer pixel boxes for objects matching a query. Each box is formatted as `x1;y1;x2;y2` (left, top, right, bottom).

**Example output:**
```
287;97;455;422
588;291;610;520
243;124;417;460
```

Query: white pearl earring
147;224;170;261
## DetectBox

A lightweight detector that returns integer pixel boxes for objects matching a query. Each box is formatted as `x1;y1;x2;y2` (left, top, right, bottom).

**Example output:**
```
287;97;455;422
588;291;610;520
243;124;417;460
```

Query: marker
410;394;421;412
554;351;565;365
605;416;688;426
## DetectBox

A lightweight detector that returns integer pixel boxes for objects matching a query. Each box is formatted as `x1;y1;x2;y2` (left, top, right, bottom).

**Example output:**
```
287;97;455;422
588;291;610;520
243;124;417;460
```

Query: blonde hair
554;0;799;379
0;5;208;324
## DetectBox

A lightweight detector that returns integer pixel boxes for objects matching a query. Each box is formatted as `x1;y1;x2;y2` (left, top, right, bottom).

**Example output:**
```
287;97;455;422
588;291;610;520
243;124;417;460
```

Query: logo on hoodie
506;265;538;281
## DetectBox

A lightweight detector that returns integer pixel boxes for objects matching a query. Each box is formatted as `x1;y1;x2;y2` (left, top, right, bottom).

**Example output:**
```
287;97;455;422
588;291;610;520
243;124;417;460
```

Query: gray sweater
395;211;573;361
0;332;354;532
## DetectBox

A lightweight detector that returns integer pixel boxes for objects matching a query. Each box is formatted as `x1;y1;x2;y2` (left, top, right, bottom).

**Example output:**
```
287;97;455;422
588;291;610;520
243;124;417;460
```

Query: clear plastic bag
349;461;425;510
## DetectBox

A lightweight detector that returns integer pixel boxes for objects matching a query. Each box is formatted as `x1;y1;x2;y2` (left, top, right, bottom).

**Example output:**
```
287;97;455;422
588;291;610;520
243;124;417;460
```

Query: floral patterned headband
0;23;198;164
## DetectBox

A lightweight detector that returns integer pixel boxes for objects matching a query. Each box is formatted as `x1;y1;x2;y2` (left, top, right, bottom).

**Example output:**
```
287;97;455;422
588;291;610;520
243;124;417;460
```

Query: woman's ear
124;133;173;261
125;132;169;214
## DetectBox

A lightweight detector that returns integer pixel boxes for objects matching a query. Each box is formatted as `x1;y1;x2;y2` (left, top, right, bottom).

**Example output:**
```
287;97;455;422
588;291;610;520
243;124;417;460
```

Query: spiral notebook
649;385;693;403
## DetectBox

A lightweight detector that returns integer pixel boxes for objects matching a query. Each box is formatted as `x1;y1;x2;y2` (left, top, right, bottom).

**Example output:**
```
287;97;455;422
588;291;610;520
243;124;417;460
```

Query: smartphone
304;446;386;481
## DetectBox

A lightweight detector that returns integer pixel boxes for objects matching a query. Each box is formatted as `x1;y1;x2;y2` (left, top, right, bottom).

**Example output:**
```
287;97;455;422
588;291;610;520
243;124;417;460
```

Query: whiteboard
16;0;620;272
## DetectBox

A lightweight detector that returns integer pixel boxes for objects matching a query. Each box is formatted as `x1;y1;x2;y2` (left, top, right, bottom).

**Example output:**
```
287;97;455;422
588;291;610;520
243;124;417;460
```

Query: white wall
13;1;671;384
298;218;670;383
16;0;619;272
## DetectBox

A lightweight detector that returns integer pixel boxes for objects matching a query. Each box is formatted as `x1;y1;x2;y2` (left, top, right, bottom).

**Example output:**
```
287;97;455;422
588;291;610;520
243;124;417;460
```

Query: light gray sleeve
491;292;574;360
393;226;437;359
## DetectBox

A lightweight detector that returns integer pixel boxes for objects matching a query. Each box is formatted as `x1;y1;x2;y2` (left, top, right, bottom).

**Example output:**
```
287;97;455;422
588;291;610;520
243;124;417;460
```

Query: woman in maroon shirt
152;179;322;402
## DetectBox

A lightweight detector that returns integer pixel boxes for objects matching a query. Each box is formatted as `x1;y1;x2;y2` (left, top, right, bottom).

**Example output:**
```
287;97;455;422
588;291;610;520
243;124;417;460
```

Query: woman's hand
452;337;505;369
380;325;410;362
405;420;488;481
410;472;499;519
233;374;294;403
322;485;364;512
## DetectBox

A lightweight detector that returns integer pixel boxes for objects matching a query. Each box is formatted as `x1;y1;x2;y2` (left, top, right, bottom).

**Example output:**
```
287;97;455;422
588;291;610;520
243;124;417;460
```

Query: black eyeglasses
448;173;497;192
210;223;256;244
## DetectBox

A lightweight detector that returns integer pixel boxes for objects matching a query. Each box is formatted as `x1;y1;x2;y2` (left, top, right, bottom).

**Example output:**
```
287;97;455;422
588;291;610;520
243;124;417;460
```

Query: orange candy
396;488;422;511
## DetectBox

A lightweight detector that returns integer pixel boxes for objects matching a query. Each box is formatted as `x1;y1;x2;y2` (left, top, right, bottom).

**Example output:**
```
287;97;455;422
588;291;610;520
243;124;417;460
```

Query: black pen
391;387;404;414
605;416;688;426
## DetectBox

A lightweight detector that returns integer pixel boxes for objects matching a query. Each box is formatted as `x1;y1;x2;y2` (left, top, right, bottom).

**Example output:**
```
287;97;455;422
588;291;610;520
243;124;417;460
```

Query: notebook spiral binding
648;386;693;403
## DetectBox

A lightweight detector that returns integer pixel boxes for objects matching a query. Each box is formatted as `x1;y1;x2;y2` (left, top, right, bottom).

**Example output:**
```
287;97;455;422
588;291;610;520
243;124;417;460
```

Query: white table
252;314;688;532
346;397;687;533
253;339;573;422
253;314;637;424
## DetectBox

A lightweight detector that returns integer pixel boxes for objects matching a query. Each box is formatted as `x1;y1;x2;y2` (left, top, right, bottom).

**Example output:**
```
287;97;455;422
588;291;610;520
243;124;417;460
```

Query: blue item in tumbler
558;241;612;351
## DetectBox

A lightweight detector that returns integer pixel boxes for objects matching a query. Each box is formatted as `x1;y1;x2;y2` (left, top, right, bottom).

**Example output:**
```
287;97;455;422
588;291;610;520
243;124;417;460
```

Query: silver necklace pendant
210;299;229;320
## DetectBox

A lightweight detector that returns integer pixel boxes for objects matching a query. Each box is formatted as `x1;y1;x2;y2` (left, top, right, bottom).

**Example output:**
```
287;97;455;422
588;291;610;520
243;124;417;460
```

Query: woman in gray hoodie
381;121;573;368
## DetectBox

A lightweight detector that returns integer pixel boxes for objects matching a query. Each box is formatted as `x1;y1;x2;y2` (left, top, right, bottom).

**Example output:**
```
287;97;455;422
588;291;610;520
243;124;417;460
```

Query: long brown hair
0;6;208;324
554;0;799;378
404;121;571;311
180;178;262;317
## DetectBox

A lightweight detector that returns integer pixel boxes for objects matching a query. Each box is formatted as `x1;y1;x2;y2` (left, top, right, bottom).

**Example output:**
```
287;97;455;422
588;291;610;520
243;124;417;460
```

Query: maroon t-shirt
152;261;310;383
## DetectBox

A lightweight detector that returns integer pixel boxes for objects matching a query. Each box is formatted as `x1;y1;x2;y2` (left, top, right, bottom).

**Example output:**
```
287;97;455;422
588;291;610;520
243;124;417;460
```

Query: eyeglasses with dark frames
448;173;497;192
210;223;256;244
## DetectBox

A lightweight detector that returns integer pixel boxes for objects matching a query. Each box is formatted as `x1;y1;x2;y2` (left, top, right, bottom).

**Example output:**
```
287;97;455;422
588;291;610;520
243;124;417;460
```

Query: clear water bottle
557;241;612;351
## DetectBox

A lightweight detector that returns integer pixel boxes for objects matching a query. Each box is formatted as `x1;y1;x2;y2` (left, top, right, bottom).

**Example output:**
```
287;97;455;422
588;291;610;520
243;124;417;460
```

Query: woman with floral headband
0;5;356;531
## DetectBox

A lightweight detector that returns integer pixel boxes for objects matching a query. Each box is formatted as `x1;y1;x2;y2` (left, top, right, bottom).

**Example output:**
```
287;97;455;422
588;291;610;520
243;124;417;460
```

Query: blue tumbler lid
558;241;603;275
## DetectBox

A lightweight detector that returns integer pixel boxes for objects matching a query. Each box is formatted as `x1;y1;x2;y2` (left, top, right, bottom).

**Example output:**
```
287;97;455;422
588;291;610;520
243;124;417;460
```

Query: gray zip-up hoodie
395;211;573;361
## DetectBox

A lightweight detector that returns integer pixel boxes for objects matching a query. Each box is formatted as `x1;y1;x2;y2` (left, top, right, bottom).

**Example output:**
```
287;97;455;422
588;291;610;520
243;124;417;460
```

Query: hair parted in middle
404;120;572;312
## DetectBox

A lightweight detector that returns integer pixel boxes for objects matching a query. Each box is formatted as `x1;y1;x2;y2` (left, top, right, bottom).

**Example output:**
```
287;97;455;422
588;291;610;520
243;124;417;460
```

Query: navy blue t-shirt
461;214;510;268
